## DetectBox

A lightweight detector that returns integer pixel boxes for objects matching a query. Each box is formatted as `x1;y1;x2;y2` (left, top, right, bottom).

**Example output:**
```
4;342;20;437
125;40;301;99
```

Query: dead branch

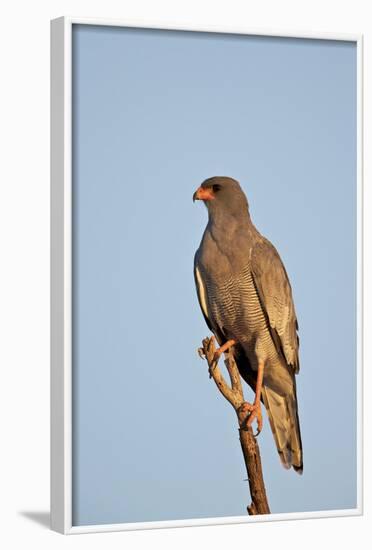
198;336;270;516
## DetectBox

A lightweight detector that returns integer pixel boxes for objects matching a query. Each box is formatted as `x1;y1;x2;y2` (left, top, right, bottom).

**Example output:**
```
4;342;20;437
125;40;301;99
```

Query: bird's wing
250;238;300;373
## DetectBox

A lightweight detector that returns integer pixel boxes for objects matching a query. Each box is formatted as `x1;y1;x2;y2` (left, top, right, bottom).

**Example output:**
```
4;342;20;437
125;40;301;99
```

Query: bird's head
193;176;249;221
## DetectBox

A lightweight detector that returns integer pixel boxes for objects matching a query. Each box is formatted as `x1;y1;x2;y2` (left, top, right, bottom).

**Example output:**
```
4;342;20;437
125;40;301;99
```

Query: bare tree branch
198;336;270;516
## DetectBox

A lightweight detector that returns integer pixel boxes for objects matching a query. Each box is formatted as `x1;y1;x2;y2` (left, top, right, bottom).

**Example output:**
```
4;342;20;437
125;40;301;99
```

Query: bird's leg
241;360;264;436
212;339;236;363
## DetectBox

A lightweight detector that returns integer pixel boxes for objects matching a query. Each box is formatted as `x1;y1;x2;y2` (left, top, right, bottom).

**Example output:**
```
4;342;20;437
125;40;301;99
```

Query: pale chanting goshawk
193;176;303;473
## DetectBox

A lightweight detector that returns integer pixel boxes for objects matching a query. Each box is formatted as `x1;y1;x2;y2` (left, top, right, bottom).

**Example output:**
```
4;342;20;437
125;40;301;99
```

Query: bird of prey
193;176;303;473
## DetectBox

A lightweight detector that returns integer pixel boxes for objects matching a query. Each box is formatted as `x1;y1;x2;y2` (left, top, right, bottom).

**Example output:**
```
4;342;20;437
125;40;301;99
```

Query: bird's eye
212;184;221;192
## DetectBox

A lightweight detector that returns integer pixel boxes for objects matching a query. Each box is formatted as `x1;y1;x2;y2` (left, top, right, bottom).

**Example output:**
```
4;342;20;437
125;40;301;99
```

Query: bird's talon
254;425;262;438
246;404;263;431
197;347;206;359
239;402;263;433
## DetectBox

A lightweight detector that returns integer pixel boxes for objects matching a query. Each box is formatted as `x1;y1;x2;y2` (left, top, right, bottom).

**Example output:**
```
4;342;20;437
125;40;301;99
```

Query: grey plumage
194;176;303;473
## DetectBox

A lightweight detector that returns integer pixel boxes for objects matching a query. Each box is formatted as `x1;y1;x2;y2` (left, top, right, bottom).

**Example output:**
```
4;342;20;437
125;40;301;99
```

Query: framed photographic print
51;16;363;534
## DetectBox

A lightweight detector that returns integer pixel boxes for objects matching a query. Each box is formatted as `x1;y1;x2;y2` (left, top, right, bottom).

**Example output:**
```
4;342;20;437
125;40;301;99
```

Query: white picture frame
51;16;363;535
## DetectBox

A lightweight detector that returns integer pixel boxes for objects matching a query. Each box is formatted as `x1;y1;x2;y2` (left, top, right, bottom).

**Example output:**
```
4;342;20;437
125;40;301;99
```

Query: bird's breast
203;264;278;367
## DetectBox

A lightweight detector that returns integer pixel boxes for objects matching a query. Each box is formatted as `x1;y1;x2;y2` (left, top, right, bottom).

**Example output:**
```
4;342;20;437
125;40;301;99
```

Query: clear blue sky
72;25;357;526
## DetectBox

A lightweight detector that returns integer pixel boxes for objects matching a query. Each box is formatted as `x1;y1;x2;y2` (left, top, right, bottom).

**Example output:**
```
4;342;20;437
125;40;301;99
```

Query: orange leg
240;360;264;435
213;339;236;363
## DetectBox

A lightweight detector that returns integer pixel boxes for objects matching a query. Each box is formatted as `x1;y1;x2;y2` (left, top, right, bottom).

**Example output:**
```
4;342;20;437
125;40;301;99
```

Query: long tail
261;385;303;474
234;346;303;473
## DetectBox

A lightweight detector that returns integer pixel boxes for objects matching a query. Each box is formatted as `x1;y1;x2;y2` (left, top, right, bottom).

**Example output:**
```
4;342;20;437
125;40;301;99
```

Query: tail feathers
261;386;303;474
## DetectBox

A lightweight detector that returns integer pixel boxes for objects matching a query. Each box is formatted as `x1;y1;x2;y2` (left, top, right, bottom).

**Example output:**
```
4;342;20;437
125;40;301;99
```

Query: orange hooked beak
193;187;215;202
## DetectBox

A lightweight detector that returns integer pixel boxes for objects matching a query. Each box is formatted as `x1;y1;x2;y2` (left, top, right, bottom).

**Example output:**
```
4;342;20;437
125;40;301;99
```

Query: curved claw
197;347;206;359
247;403;263;435
253;425;262;438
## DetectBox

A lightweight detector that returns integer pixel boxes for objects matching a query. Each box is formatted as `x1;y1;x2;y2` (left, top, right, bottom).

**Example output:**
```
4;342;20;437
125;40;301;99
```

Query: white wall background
0;1;370;548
